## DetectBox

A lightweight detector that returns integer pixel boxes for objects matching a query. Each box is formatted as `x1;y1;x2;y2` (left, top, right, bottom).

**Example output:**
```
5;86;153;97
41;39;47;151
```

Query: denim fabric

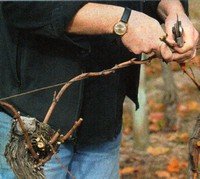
44;144;74;179
0;112;16;179
0;111;121;179
44;134;121;179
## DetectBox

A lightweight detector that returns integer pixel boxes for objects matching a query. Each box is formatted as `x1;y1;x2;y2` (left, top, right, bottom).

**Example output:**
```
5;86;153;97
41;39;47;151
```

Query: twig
61;118;83;142
189;67;196;80
49;130;60;145
0;82;67;101
184;69;200;90
43;54;156;124
0;42;199;102
160;35;175;48
34;152;54;168
179;63;200;90
34;119;83;169
0;101;39;160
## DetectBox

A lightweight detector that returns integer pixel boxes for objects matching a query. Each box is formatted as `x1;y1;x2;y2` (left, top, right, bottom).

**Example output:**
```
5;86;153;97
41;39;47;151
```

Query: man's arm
67;1;198;62
67;2;174;61
2;2;87;39
67;3;123;35
3;1;198;62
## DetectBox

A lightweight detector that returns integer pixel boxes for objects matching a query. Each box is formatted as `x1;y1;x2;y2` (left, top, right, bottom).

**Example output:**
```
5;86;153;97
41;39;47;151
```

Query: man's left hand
165;12;199;63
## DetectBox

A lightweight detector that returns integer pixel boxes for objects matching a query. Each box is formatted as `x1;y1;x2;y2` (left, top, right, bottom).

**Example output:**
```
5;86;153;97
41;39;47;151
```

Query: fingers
172;49;196;63
159;42;173;62
151;41;172;62
155;40;197;63
192;49;197;59
165;26;177;47
173;29;198;62
158;28;198;63
173;28;199;54
174;34;193;53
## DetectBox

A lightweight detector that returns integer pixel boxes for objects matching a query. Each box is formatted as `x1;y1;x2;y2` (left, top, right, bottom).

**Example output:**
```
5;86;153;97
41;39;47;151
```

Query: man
0;1;198;178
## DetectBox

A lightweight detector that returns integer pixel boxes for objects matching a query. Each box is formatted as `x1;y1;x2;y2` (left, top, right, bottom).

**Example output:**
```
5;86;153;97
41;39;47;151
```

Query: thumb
165;23;176;46
160;42;173;62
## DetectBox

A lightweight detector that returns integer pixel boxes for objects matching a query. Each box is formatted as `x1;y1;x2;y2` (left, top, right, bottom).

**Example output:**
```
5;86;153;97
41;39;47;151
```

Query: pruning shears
172;15;184;48
174;15;200;179
172;16;200;179
171;16;200;91
160;15;184;57
172;15;188;71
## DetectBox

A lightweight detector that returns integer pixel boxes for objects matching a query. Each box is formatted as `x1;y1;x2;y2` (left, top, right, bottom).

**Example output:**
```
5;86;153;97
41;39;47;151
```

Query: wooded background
120;1;200;178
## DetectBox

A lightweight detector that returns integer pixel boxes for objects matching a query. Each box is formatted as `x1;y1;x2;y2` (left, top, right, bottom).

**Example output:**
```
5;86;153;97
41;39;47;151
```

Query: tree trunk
132;59;149;150
188;115;200;179
161;62;179;131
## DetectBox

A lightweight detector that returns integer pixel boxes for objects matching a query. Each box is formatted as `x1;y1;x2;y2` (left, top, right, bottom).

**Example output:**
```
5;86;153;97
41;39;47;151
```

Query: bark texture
189;115;200;179
161;62;179;131
5;117;58;179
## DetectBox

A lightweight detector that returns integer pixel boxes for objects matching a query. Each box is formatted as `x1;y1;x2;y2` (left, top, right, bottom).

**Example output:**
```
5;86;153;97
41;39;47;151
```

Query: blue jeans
0;112;121;179
0;112;16;179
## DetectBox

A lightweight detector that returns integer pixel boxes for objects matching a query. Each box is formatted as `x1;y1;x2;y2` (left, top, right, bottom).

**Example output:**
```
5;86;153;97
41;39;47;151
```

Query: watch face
114;22;127;36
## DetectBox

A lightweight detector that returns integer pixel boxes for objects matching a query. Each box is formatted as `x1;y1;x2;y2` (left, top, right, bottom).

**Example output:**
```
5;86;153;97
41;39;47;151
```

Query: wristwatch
113;7;132;36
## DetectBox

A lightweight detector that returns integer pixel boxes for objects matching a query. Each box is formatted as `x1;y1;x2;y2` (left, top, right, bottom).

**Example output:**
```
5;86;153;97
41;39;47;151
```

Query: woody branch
43;54;156;124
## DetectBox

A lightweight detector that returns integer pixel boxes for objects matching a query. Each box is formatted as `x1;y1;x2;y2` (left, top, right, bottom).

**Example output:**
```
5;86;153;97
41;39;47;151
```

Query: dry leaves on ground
167;157;188;173
178;101;200;116
148;99;165;112
149;112;165;132
167;133;189;143
155;170;171;178
119;166;140;175
147;146;169;156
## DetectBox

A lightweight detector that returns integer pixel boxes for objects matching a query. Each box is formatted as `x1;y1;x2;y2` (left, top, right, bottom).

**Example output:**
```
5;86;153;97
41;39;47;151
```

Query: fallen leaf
119;166;139;175
149;112;165;132
149;123;160;132
167;133;189;143
155;170;171;178
148;99;165;112
179;133;189;143
180;161;188;169
123;127;132;135
147;146;169;156
167;158;180;173
149;112;164;123
187;101;200;112
177;104;188;113
167;133;178;142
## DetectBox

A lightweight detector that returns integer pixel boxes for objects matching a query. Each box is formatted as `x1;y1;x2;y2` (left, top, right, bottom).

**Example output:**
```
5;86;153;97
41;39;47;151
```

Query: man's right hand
67;3;197;63
121;10;173;62
67;3;173;62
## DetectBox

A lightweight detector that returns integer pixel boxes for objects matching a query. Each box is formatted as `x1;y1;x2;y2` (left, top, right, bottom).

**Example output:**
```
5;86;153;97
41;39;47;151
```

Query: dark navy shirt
0;1;188;144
